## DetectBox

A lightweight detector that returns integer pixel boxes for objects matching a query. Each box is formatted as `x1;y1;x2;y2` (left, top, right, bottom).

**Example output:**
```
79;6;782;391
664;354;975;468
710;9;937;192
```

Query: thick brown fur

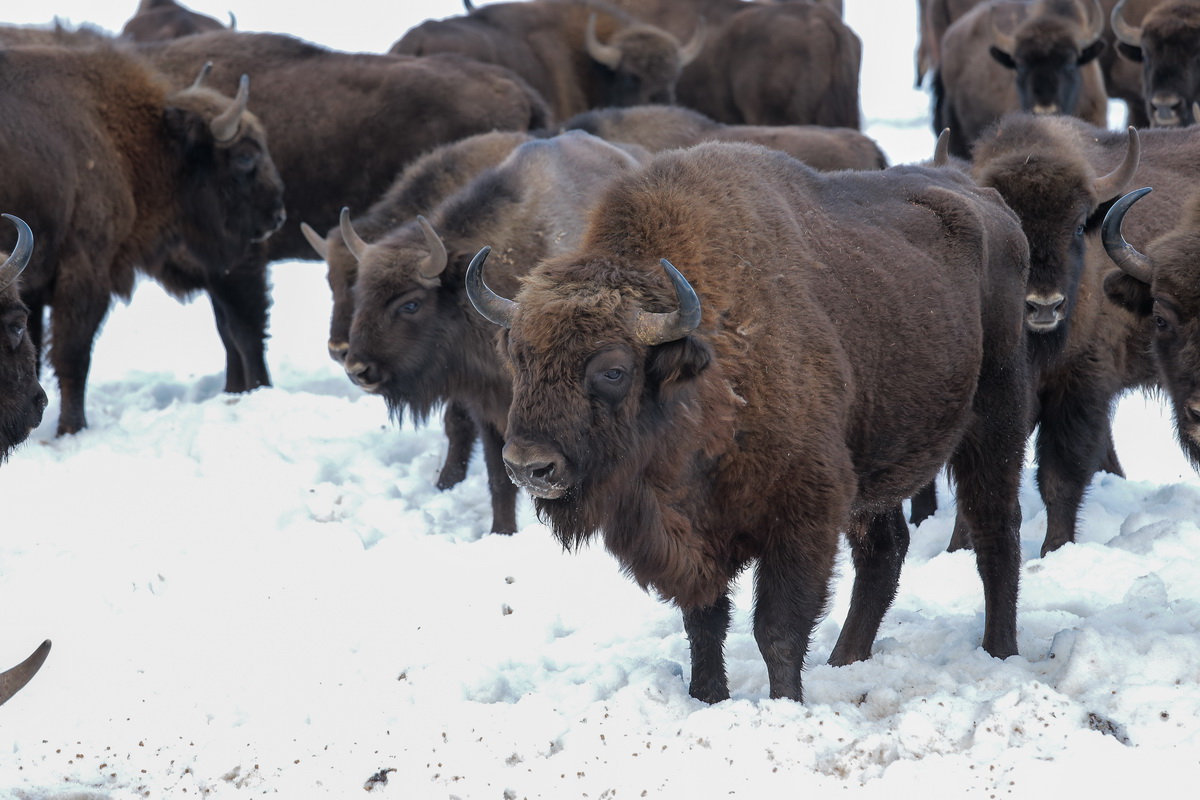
1113;0;1200;126
560;105;887;170
0;42;286;436
344;131;645;534
0;237;47;460
391;0;701;121
483;142;1030;702
935;0;1109;158
121;0;228;42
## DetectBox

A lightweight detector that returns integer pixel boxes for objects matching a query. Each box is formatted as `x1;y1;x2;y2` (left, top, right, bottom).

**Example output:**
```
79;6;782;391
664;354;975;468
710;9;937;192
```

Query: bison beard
468;142;1030;703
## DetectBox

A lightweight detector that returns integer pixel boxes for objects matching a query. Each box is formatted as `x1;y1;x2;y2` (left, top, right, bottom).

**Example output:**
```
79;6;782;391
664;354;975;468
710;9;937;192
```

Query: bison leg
48;281;112;435
682;594;732;704
207;265;271;394
828;506;910;667
479;419;518;535
436;402;478;491
908;480;937;526
1035;390;1114;557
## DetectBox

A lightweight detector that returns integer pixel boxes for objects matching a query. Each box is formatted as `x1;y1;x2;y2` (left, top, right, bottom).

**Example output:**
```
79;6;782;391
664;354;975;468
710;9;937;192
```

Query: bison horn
0;640;51;707
300;222;329;260
463;0;476;11
989;5;1017;59
228;12;237;30
210;74;250;143
339;207;369;264
633;259;702;346
417;215;449;280
465;246;517;329
679;17;707;67
1110;0;1142;47
1101;187;1155;284
1079;0;1104;47
190;60;213;90
585;14;623;70
932;128;951;167
1093;126;1140;203
0;213;35;293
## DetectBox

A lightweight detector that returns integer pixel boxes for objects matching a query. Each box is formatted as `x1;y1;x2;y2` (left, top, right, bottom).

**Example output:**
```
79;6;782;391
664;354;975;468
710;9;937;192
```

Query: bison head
1113;0;1200;127
0;214;48;461
585;14;705;107
467;247;709;534
162;72;287;268
1103;186;1200;467
989;0;1105;116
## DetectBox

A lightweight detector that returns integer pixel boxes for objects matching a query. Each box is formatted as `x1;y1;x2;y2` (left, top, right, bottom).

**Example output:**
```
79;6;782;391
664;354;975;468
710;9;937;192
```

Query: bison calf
467;142;1030;702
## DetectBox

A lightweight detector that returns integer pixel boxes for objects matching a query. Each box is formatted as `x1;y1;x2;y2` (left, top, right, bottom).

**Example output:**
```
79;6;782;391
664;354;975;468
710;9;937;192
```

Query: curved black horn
463;0;476;11
0;213;35;292
0;640;51;707
210;74;249;143
633;259;702;345
465;246;517;328
1102;187;1154;284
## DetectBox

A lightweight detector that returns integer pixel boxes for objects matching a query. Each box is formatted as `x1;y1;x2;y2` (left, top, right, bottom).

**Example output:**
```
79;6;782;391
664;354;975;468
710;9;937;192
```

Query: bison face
0;215;48;460
990;25;1103;116
164;77;287;268
586;17;704;109
1115;1;1200;126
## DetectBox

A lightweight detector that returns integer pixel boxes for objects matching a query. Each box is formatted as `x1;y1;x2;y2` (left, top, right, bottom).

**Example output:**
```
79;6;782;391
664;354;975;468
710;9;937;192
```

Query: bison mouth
502;440;571;500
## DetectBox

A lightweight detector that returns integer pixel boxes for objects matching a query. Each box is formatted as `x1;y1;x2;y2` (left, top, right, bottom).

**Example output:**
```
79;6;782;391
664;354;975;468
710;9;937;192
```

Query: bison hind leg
436;402;477;491
828;506;910;667
908;480;938;526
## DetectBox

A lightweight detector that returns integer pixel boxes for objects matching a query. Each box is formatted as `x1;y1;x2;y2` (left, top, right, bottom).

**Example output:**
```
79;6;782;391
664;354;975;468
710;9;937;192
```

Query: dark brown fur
935;0;1109;158
121;0;228;42
1113;0;1200;126
479;142;1030;702
0;223;46;459
392;0;700;121
344;131;645;534
561;105;887;169
0;43;286;436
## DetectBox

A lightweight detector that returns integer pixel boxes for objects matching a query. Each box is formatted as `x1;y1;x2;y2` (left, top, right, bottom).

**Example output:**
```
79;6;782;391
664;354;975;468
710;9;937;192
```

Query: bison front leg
829;506;910;666
47;280;112;435
207;261;271;394
682;594;732;704
479;419;518;535
436;402;478;491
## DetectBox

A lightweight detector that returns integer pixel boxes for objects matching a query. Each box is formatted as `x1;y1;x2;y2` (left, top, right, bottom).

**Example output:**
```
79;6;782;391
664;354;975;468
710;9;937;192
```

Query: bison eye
1154;314;1170;331
1075;224;1085;237
392;298;421;315
231;151;258;172
602;368;624;382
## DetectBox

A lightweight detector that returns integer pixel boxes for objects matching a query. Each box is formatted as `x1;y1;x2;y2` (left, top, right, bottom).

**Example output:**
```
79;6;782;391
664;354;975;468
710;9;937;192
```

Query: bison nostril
531;462;556;482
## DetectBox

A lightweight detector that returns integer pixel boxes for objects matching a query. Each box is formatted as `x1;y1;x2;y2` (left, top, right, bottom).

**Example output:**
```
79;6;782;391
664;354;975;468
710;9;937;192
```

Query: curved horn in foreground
679;17;707;66
1110;0;1142;47
1093;126;1141;202
339;207;369;264
416;215;449;280
0;640;51;707
633;259;702;346
1102;187;1155;284
210;74;249;143
465;246;517;329
585;14;623;70
932;128;951;167
0;213;35;292
300;222;329;260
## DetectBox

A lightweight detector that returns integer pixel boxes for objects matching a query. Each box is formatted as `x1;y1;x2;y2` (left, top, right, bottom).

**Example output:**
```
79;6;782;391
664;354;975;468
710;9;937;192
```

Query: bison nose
502;441;568;500
343;357;383;391
1031;103;1059;115
1152;94;1183;126
1025;292;1065;332
327;339;350;363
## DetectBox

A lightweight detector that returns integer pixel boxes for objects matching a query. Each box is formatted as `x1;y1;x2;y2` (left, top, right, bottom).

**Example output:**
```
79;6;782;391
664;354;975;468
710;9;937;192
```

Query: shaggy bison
467;142;1030;701
0;215;46;459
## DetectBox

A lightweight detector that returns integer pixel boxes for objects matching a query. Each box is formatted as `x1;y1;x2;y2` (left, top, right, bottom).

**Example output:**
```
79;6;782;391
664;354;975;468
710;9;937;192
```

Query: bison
0;43;286;436
935;0;1108;158
0;215;47;460
0;640;51;707
559;105;888;169
391;0;705;121
121;0;231;42
466;141;1030;702
341;131;645;535
300;130;532;494
1112;0;1200;126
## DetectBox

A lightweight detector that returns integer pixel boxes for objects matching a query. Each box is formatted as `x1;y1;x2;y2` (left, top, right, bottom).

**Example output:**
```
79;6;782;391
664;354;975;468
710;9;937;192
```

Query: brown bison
559;105;888;169
0;215;47;459
342;131;645;535
0;44;285;436
935;0;1108;158
1112;0;1200;126
300;131;532;495
391;0;704;121
121;0;230;42
0;640;51;707
466;142;1030;701
1103;187;1200;464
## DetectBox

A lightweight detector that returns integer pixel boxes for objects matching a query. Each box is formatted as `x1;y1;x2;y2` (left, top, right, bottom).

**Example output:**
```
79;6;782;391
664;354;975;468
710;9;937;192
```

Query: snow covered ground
2;1;1199;798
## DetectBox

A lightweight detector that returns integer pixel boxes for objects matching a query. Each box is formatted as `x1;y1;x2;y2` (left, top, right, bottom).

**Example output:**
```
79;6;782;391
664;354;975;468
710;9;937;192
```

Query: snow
3;1;1199;798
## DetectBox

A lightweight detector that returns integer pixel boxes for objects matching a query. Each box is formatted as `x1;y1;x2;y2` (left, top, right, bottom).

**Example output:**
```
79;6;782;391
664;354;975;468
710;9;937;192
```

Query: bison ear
1078;39;1106;66
646;335;712;403
988;45;1017;70
1103;269;1153;316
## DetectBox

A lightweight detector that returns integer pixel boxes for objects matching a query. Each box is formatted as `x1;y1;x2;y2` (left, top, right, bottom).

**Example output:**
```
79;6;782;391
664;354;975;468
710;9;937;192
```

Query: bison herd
2;0;1200;708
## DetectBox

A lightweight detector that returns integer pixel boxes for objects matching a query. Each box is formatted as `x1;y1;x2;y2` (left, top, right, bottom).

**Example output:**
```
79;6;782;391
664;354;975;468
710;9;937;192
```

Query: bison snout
1151;94;1184;127
343;357;383;392
502;440;569;499
1025;292;1065;332
327;339;350;363
27;384;47;431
